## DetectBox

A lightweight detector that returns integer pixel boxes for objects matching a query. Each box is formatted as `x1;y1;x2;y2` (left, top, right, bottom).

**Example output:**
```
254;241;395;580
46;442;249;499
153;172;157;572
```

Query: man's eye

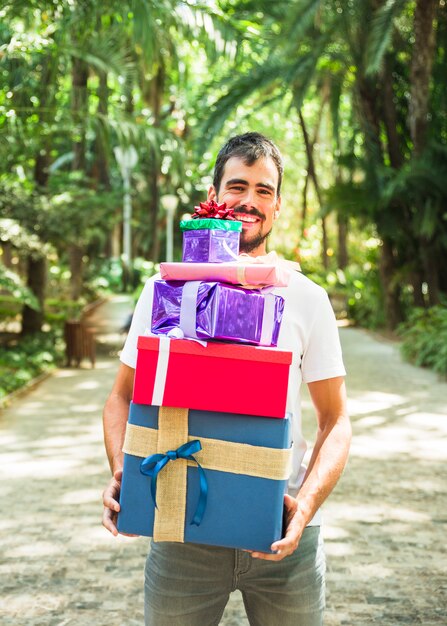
230;186;244;192
258;189;271;195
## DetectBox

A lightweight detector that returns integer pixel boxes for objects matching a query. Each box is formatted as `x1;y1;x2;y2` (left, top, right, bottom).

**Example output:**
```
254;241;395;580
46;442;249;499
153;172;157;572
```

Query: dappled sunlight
0;592;63;616
348;391;407;417
18;400;46;410
325;542;354;557
328;502;431;525
0;433;21;446
346;562;396;580
5;457;81;479
59;489;101;505
74;379;102;390
404;411;447;431
71;403;102;413
354;415;387;428
5;541;62;559
0;518;19;532
399;477;445;494
323;526;350;541
54;369;79;379
74;525;123;545
351;413;447;460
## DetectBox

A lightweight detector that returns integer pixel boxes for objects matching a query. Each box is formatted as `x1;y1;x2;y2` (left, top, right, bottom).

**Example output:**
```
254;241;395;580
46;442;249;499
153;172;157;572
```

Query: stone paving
1;297;446;625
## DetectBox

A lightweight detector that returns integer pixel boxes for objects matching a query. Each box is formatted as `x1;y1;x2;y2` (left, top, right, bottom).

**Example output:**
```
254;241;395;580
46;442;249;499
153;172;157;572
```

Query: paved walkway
1;298;446;625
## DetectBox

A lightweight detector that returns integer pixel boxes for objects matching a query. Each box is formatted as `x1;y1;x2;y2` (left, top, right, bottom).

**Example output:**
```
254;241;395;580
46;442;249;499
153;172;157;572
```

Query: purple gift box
180;218;242;263
182;230;240;263
151;280;284;346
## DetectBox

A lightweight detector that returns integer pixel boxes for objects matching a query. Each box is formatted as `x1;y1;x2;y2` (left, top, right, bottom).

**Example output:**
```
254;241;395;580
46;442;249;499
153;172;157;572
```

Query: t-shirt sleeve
119;277;156;369
301;290;346;383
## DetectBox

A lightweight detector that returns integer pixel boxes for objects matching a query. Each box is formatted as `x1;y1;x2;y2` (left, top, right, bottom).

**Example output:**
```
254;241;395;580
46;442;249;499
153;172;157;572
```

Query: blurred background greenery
1;0;447;396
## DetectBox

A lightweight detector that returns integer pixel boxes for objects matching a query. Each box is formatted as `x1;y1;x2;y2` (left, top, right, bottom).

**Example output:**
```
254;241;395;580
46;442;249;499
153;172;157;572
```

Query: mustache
233;206;265;221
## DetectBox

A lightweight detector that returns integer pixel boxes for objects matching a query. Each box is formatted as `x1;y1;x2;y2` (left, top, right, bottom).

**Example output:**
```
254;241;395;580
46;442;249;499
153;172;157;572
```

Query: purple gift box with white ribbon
151;280;285;347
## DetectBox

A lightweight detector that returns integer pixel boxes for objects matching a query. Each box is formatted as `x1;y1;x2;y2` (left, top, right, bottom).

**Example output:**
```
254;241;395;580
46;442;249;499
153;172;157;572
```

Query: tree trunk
23;53;58;332
2;243;12;268
409;0;438;155
337;213;348;269
146;63;165;263
69;244;84;301
420;239;441;305
69;54;88;299
111;220;121;258
301;174;309;237
149;147;161;262
95;70;111;189
34;52;57;187
298;108;328;269
356;78;383;163
382;57;405;169
71;56;89;172
21;256;46;335
379;238;402;330
409;270;426;308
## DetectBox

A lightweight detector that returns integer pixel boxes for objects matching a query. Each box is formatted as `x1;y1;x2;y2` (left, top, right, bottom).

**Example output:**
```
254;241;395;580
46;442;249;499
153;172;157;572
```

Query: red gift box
133;336;292;418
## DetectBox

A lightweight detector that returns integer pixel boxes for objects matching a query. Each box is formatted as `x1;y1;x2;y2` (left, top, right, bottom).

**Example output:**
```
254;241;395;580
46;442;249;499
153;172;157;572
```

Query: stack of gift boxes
118;200;294;552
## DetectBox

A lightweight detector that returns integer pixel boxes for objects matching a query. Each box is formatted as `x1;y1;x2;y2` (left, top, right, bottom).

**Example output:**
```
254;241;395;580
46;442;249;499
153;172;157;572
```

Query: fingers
250;494;302;561
102;505;119;536
102;474;121;536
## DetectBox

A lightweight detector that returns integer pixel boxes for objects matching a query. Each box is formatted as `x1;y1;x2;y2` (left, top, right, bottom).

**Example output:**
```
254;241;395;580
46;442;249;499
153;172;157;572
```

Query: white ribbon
179;281;201;339
259;293;276;346
152;335;171;405
222;239;240;260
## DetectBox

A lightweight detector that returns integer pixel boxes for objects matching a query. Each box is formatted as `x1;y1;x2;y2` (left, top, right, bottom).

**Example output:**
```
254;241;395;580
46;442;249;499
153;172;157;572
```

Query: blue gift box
117;402;292;552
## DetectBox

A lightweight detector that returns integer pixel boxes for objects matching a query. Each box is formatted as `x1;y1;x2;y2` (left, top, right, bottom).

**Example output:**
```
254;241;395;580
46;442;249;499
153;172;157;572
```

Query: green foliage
0;330;64;399
305;263;386;329
1;0;447;333
0;264;40;311
83;256;160;294
399;306;447;376
44;299;85;323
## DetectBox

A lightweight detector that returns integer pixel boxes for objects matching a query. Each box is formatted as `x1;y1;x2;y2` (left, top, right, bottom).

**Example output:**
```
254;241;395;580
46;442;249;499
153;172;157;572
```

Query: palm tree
198;0;447;327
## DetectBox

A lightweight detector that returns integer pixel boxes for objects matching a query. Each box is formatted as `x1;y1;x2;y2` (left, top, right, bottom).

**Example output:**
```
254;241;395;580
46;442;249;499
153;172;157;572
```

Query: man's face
208;156;281;255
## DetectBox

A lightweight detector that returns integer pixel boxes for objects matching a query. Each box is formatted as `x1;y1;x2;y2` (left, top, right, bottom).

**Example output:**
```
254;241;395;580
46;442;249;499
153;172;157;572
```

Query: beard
240;227;272;253
228;205;270;254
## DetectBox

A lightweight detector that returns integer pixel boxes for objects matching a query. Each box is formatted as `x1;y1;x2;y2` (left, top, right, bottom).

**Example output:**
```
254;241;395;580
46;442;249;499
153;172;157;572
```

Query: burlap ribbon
122;406;292;543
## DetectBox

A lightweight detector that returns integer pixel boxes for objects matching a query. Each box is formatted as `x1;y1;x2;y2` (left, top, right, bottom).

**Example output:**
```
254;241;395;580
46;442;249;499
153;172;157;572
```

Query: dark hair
213;132;284;196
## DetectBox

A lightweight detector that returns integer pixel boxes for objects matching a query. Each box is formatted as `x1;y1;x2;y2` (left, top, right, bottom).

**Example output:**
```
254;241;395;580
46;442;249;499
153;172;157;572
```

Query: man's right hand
102;469;123;536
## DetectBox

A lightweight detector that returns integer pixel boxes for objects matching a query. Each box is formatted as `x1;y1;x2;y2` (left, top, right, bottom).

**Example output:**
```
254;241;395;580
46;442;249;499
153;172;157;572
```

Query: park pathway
0;297;446;625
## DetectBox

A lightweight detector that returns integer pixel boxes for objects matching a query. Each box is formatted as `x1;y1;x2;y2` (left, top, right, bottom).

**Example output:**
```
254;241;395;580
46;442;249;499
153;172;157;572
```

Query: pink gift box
159;261;289;287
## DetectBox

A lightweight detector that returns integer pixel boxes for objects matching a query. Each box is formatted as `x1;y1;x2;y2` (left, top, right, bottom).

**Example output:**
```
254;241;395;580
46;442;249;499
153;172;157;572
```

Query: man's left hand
249;494;305;561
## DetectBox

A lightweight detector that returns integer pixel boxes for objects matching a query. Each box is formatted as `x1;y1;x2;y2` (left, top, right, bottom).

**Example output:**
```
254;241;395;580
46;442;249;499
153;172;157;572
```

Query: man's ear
208;185;217;202
274;195;282;220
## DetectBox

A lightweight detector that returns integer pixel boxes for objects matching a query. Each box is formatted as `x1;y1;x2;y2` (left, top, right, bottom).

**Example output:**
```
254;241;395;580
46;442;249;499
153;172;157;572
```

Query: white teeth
237;215;258;223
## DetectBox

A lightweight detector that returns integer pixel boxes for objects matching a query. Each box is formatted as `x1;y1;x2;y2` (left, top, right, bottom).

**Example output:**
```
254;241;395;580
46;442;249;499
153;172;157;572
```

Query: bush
44;298;85;323
398;306;447;376
0;330;65;399
303;263;386;328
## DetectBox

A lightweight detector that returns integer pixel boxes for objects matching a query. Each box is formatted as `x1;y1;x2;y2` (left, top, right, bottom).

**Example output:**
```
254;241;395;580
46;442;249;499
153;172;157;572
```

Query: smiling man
209;134;282;254
102;132;351;626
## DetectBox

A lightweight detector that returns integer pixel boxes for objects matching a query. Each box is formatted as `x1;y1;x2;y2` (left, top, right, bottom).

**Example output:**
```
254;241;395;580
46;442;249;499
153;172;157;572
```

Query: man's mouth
233;209;264;225
235;214;259;223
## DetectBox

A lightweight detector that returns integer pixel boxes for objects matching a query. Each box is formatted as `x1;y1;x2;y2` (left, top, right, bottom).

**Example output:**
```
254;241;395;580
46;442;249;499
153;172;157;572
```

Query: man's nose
240;187;256;208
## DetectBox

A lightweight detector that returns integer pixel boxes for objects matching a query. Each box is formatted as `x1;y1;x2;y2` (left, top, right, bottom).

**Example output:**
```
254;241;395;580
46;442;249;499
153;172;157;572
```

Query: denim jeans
144;526;325;626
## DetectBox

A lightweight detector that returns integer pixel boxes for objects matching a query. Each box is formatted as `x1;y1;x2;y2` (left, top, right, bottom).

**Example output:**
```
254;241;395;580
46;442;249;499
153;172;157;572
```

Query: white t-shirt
120;270;346;523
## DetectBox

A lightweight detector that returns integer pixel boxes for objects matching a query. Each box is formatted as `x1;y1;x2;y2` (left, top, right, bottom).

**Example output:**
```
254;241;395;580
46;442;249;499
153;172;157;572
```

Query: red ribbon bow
192;200;236;220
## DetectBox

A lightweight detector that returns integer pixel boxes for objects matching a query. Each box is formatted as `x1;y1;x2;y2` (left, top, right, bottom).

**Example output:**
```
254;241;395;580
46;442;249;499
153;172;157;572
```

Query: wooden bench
64;320;96;368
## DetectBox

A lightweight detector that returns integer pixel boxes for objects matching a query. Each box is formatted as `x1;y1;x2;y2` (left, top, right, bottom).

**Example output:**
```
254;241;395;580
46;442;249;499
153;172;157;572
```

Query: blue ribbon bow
140;439;208;526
